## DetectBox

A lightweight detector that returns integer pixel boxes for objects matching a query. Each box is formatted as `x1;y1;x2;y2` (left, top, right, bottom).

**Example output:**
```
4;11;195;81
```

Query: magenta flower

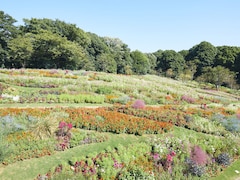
170;151;176;157
59;121;67;128
68;123;73;129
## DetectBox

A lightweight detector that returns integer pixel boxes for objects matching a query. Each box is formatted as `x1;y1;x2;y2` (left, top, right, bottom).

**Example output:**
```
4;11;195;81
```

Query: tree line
0;11;240;88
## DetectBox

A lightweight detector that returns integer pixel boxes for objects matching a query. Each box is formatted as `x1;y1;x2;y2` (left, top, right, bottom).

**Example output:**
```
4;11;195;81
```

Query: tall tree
21;18;90;48
8;34;33;68
197;66;237;90
103;37;132;74
30;30;86;69
186;41;217;76
131;50;150;75
215;46;240;71
95;53;117;73
156;50;185;78
235;54;240;84
0;11;18;67
145;53;157;74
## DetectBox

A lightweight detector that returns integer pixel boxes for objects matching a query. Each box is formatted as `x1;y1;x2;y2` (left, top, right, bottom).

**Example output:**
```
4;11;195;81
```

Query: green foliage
8;34;33;68
0;124;14;163
96;53;117;73
47;94;105;104
70;129;108;147
187;41;217;76
103;37;132;74
0;11;19;67
95;86;112;94
0;10;239;86
197;65;237;89
156;50;185;78
215;46;240;70
30;30;86;69
131;50;150;75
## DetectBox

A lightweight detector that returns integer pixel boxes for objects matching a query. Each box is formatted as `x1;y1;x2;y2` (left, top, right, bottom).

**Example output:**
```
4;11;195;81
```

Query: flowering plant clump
190;145;209;166
185;158;206;177
181;95;195;104
216;153;231;166
132;99;145;109
163;151;176;173
55;121;72;151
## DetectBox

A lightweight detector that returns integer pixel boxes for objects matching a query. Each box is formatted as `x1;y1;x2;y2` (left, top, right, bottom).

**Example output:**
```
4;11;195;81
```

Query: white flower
235;170;239;174
13;95;20;102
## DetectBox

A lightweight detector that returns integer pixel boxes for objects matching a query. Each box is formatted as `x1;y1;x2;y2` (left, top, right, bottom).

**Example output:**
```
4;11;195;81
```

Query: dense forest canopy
0;11;240;87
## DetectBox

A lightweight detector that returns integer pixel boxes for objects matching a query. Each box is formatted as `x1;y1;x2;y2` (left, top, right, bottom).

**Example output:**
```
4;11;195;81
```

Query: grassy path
210;159;240;180
0;133;143;180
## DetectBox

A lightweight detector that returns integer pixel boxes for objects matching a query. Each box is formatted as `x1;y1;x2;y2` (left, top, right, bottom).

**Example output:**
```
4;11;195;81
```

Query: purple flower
152;153;160;160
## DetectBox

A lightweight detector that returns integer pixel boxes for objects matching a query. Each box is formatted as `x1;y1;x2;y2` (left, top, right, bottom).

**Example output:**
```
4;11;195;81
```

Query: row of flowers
65;108;173;135
36;133;239;180
110;105;239;135
0;107;173;135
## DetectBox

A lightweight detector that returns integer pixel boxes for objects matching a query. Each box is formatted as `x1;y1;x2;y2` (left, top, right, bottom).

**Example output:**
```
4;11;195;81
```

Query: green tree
215;46;240;71
103;37;132;74
156;50;185;78
21;18;90;47
153;49;163;73
95;53;117;73
87;33;109;57
198;66;236;90
178;50;189;59
187;41;217;76
8;34;33;68
235;54;240;84
30;30;86;69
145;53;157;74
0;11;18;67
131;50;150;75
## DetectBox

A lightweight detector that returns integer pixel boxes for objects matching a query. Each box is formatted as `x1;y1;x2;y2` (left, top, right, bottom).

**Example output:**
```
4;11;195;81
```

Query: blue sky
1;0;240;52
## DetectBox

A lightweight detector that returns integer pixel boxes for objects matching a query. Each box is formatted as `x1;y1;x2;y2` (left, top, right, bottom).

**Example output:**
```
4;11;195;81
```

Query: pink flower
167;154;173;162
132;99;145;109
68;123;73;129
152;153;160;160
170;151;176;157
59;121;67;128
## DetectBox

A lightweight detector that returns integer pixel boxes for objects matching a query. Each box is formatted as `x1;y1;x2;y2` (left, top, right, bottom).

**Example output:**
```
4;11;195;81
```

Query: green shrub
95;86;112;94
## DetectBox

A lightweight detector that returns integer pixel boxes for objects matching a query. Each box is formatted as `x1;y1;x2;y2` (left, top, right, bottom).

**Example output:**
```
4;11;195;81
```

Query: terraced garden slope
0;68;239;179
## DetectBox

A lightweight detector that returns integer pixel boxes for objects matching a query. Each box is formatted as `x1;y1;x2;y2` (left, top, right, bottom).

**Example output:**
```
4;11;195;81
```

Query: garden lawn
0;133;143;180
210;159;240;180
